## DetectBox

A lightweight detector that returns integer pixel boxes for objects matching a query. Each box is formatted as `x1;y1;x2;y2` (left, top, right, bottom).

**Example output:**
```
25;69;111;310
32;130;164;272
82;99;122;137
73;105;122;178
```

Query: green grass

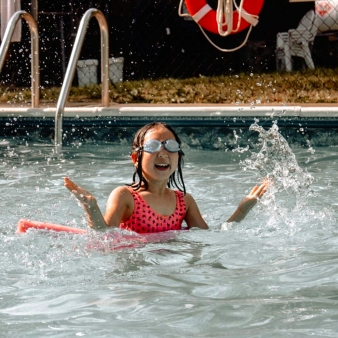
1;68;338;105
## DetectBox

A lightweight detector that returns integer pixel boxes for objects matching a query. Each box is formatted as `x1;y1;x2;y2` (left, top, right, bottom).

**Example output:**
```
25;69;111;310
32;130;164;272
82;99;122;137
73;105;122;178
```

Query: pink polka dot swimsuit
120;188;186;234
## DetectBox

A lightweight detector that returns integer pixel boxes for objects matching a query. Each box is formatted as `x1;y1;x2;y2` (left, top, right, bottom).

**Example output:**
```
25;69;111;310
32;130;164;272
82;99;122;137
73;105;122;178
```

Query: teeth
156;164;168;167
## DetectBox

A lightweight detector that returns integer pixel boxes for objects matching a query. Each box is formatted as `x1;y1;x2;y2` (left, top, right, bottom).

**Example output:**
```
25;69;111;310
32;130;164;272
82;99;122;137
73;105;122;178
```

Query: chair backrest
276;32;289;48
296;10;319;42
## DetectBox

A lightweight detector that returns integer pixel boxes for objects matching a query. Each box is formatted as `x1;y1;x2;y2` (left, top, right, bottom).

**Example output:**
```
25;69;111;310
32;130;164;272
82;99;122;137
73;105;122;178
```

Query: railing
54;8;110;150
0;10;39;108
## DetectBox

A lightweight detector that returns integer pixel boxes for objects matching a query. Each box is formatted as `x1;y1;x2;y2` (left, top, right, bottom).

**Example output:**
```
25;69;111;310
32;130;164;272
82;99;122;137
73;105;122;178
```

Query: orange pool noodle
16;219;88;234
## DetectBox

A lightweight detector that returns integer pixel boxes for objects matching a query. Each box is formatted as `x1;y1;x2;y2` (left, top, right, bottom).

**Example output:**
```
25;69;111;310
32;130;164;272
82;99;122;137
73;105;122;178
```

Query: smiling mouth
155;163;170;169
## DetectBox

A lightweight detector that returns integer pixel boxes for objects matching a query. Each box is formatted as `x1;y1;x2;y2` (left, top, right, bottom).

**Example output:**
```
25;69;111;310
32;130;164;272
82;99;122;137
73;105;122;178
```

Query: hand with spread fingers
227;179;270;223
64;177;107;230
64;177;97;208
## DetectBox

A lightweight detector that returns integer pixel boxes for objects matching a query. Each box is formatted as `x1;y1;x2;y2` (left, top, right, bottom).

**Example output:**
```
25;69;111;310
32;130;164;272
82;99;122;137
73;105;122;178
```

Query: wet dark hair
128;122;186;194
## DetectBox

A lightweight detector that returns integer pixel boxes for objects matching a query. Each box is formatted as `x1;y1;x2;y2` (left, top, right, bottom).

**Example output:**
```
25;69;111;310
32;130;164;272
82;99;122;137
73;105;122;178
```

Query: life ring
185;0;265;35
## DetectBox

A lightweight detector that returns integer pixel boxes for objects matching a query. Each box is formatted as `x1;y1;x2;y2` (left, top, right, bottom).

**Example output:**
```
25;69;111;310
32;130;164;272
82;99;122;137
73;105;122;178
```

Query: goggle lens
142;139;181;153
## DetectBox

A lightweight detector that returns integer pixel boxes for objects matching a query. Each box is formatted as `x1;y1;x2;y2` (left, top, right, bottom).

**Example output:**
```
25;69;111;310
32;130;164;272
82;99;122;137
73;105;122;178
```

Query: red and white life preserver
185;0;265;35
315;0;338;32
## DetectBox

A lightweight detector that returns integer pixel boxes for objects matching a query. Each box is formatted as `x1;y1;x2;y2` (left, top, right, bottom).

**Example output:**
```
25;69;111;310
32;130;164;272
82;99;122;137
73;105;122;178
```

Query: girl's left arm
226;180;269;223
184;193;209;229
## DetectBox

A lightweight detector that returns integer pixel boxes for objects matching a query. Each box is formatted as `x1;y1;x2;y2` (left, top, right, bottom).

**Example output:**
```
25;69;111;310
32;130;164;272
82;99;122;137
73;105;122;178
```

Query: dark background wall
1;0;314;86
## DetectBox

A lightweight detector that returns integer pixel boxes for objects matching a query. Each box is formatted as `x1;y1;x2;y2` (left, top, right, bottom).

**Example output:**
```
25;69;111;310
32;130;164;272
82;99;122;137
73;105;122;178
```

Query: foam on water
235;121;335;233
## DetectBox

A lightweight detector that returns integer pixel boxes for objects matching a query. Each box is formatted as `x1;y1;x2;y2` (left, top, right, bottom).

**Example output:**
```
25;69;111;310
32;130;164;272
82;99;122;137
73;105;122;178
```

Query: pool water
1;124;338;337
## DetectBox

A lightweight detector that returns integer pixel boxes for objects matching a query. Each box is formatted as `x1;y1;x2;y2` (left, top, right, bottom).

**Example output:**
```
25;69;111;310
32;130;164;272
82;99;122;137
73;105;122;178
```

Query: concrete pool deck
0;101;338;111
1;102;338;119
1;103;338;128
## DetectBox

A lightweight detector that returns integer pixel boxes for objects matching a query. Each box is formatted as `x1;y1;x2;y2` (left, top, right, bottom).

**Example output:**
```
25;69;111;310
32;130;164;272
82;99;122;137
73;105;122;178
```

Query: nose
158;150;168;158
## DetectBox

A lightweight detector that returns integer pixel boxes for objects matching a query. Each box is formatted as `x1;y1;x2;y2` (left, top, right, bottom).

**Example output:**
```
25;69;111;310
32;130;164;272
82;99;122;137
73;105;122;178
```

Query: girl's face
133;126;179;184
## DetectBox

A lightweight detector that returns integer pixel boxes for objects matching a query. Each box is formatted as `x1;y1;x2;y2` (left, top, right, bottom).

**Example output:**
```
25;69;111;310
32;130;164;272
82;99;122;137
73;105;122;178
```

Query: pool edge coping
1;104;338;118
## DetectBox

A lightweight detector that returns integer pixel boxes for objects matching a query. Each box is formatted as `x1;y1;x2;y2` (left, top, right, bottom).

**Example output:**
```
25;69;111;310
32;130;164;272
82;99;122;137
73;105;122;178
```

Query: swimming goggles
136;139;182;153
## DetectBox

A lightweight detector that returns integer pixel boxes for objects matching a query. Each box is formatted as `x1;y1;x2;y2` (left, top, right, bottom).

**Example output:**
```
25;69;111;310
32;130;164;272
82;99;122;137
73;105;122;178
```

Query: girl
64;122;268;232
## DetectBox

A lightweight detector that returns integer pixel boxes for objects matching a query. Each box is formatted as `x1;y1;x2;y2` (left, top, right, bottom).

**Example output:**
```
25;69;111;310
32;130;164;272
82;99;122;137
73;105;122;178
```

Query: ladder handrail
0;11;40;108
55;8;110;149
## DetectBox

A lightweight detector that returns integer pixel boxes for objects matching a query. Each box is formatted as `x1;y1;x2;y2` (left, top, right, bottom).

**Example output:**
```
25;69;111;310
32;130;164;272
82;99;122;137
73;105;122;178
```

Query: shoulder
107;186;134;206
183;192;204;219
183;192;197;208
105;186;135;225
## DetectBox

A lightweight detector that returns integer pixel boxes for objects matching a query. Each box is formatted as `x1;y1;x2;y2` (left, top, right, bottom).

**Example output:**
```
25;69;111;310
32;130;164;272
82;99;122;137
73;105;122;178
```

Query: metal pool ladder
0;10;39;108
55;8;110;150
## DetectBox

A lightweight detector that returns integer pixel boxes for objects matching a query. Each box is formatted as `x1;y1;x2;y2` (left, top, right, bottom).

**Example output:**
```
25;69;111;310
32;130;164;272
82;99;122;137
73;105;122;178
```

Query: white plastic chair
276;10;319;71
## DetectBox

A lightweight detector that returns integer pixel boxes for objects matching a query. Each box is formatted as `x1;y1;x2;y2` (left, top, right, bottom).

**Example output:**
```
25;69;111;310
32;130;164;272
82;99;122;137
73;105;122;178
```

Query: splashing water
241;122;316;229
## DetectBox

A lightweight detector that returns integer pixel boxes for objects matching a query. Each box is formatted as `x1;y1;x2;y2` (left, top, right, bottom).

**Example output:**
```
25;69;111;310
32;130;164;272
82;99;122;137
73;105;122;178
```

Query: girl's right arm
64;177;132;231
